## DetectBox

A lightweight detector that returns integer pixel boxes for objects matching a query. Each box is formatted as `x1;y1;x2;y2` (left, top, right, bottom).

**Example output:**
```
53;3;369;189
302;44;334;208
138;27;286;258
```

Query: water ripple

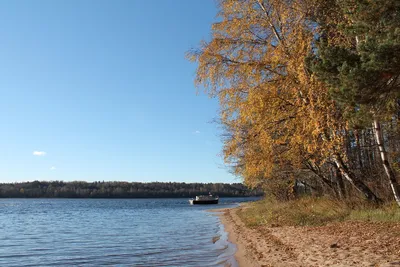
0;198;258;266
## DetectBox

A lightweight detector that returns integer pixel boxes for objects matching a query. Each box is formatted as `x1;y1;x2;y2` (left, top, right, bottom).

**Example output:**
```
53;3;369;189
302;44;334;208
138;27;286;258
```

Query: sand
218;205;400;267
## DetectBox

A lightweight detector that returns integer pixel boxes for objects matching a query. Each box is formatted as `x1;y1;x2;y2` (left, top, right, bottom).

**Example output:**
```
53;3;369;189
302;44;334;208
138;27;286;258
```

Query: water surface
0;198;257;266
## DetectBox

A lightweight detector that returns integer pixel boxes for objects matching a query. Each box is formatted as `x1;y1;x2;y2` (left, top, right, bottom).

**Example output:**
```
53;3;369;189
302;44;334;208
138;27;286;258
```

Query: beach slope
219;205;400;267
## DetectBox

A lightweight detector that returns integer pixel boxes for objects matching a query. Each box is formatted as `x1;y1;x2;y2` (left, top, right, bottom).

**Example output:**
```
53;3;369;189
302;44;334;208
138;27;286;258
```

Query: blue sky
0;0;239;183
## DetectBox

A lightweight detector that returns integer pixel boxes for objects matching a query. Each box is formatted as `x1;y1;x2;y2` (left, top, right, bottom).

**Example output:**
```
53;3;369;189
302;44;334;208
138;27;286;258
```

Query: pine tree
309;0;400;206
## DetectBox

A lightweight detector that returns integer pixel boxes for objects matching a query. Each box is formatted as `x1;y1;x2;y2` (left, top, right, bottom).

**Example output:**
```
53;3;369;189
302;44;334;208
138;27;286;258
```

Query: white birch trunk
373;119;400;207
333;155;380;203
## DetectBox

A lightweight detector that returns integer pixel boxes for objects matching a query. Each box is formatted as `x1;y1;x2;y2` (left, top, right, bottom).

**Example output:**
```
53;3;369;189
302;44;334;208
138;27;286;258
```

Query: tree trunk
354;130;363;169
335;167;346;199
373;119;400;207
333;154;381;204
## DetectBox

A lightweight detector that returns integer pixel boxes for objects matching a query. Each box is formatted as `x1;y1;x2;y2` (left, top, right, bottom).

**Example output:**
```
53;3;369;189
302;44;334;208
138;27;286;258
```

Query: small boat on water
189;193;219;205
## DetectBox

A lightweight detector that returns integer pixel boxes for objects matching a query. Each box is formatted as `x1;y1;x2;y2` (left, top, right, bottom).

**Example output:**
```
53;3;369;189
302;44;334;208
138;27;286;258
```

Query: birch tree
188;0;380;202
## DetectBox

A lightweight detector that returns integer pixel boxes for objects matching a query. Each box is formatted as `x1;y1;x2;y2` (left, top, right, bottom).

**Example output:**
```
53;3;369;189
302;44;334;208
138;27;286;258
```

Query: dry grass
348;202;400;222
238;197;400;227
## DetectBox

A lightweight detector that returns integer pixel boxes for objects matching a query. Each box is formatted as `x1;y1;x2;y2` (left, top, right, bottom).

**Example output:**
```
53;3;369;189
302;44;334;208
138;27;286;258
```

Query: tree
188;0;381;202
308;0;400;206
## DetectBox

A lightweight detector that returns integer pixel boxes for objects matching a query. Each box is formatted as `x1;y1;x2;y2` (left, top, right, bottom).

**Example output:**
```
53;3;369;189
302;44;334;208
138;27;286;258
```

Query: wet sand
218;205;400;267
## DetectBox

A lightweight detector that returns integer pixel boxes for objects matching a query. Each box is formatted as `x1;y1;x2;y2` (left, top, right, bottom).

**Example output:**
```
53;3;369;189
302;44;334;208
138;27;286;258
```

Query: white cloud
33;151;46;156
50;166;56;170
193;130;201;134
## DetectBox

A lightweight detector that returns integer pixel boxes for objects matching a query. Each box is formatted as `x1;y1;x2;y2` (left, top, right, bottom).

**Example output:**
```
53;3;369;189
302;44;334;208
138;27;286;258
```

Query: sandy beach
219;205;400;267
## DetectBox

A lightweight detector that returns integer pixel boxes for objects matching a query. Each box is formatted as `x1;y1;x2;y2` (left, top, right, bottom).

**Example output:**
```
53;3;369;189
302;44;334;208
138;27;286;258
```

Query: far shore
217;203;400;267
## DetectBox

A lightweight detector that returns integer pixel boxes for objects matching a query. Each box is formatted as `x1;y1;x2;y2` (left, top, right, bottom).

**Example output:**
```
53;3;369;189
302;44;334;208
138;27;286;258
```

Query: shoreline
216;206;259;267
217;204;400;267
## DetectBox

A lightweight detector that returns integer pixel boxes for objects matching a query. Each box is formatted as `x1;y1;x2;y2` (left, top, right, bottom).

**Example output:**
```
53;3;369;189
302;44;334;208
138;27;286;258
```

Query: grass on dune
237;197;400;227
348;202;400;222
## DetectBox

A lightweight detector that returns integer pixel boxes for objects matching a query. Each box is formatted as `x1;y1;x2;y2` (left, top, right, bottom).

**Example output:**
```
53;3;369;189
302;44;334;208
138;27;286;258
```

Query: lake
0;197;258;266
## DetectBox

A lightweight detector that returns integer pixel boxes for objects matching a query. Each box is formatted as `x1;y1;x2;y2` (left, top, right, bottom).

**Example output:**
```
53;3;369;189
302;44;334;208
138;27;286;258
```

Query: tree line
188;0;400;206
0;181;263;198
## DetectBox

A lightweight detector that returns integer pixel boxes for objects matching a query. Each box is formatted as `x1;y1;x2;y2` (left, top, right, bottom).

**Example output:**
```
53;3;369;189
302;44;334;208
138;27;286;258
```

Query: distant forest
0;181;263;198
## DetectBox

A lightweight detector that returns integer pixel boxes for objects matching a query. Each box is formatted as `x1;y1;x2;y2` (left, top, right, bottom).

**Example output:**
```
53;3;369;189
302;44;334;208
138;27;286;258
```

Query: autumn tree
188;0;381;202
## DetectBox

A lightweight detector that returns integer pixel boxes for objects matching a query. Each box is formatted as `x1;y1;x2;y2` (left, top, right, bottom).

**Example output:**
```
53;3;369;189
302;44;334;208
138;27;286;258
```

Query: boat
189;193;219;205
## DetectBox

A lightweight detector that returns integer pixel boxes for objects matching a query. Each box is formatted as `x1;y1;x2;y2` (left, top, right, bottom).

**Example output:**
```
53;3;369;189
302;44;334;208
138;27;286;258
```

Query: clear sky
0;0;239;184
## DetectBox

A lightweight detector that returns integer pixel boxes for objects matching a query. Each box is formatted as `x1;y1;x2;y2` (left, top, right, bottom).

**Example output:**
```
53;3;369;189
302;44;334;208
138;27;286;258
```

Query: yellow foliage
188;0;349;188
